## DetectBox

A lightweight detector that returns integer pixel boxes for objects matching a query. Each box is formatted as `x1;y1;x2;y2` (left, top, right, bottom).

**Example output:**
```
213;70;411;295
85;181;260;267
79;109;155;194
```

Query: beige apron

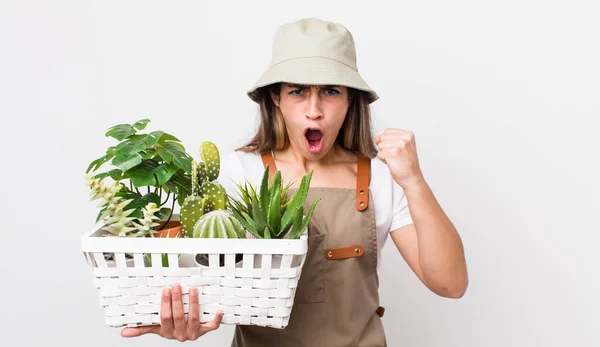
231;152;386;347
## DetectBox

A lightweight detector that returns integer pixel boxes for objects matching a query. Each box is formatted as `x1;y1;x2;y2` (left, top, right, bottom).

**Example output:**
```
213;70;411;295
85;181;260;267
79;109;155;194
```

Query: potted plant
177;141;246;267
228;164;320;240
83;119;194;265
179;141;321;268
81;137;321;329
225;163;321;269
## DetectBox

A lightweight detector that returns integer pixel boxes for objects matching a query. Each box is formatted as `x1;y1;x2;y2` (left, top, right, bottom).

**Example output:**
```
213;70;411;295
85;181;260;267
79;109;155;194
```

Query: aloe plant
228;165;320;239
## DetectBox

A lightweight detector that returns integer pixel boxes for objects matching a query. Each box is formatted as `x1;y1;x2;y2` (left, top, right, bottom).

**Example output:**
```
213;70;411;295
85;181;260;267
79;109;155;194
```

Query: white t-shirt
218;150;413;268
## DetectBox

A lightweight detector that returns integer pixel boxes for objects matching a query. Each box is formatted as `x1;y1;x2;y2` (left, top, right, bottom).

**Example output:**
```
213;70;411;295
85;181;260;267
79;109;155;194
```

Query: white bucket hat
247;18;379;104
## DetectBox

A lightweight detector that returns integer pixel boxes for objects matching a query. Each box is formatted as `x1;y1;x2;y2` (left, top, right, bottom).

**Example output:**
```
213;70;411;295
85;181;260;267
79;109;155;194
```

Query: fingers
377;139;409;151
160;287;174;335
378;144;403;159
378;131;414;141
201;310;224;332
188;287;222;340
376;131;415;153
170;283;187;341
376;129;414;144
121;285;222;342
121;325;160;338
186;287;200;339
380;128;411;136
377;147;404;163
376;150;387;164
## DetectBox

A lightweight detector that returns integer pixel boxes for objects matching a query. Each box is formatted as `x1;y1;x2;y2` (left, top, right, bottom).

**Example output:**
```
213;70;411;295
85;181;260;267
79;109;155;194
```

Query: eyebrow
284;84;340;89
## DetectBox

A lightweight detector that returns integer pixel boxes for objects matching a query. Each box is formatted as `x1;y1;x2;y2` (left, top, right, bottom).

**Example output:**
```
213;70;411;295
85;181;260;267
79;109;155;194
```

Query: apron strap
356;155;370;211
261;152;277;180
261;151;370;211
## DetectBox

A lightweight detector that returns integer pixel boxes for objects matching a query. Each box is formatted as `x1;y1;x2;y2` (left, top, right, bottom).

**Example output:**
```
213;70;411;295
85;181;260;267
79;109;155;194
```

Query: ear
270;91;280;107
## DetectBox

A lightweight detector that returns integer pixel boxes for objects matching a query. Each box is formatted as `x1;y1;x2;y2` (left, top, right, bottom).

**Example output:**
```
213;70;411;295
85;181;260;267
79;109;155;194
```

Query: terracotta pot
144;219;183;267
149;219;183;238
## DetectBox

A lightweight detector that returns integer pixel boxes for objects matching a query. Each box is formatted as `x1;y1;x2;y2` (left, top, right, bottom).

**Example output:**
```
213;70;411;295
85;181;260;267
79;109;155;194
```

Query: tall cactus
180;159;205;237
180;141;228;237
198;141;227;207
200;141;220;181
197;161;207;187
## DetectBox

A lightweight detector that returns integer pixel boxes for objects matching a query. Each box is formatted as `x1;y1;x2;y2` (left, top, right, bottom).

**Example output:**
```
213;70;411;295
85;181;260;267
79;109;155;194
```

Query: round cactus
192;209;246;266
192;210;245;239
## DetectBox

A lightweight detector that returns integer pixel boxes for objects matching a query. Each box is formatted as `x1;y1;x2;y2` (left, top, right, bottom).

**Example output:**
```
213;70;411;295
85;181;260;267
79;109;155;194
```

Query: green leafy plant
228;165;320;239
84;119;194;236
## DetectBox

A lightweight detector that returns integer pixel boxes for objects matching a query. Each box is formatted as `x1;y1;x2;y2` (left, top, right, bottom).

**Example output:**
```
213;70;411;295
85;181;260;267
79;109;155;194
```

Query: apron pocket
294;233;326;304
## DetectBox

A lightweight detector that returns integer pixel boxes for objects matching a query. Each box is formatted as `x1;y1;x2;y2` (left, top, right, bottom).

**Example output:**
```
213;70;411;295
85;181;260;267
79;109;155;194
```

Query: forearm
401;177;469;298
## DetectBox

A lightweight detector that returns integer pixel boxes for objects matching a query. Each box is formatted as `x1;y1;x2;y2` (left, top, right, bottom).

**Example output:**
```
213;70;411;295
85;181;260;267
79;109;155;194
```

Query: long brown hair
236;83;378;158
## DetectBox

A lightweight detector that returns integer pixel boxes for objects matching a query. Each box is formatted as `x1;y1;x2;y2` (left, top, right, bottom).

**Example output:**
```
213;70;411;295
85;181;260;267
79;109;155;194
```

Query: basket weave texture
81;223;308;329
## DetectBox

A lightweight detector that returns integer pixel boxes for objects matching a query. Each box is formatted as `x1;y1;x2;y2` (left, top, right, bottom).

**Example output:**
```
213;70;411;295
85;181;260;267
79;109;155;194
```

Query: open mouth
304;128;324;153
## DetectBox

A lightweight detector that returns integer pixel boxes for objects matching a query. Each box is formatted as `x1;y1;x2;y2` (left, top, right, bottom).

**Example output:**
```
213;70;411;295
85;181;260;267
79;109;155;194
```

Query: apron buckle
325;245;364;259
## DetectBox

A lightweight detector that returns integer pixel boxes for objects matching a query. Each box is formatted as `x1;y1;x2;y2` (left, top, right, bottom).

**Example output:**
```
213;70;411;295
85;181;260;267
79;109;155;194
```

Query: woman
121;18;468;346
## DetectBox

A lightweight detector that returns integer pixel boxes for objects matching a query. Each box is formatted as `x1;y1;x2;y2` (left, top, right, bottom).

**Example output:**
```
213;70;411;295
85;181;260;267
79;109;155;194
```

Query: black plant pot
195;253;244;267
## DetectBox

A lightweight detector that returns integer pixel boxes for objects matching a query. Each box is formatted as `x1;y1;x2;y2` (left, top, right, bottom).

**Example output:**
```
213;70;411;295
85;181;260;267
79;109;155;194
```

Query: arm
390;177;468;298
376;128;468;298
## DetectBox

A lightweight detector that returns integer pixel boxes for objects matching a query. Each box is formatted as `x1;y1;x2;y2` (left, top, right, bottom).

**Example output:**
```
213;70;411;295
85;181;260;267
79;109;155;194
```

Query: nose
305;88;324;121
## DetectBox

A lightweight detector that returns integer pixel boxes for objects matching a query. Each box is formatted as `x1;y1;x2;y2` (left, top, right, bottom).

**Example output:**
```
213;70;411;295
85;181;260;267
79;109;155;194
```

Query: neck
274;142;348;172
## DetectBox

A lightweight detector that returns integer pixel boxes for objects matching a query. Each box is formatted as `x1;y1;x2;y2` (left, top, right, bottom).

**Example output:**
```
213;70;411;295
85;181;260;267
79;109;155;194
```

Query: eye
289;89;304;96
323;88;340;96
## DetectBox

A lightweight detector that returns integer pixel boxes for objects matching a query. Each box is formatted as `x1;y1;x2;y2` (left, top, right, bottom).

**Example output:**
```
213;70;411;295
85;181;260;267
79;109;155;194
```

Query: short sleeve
389;180;413;232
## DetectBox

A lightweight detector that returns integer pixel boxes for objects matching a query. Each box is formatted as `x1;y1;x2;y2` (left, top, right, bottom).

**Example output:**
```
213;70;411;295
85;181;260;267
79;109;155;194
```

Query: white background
1;1;598;346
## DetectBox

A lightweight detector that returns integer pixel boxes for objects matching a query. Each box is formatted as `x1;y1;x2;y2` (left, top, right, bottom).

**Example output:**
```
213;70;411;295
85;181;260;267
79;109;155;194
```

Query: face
271;83;350;159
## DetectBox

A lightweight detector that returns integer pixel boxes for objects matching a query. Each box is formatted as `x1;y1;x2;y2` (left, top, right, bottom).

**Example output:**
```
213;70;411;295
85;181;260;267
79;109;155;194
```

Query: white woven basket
80;216;308;329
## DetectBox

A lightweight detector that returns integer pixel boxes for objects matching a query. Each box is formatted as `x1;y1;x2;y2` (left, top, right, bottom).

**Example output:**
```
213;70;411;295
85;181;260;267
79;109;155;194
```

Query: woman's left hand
375;128;425;188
